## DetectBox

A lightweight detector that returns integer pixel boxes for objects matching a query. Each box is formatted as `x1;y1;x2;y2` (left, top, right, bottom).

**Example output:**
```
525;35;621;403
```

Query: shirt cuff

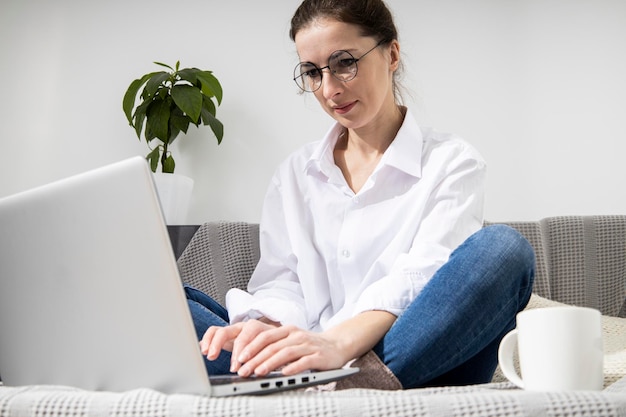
352;272;430;317
225;288;309;329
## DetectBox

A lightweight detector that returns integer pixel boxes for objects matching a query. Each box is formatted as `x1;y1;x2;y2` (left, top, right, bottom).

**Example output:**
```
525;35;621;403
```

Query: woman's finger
199;326;218;356
201;324;242;360
237;327;335;377
241;342;308;376
233;326;297;376
230;320;282;373
234;324;292;364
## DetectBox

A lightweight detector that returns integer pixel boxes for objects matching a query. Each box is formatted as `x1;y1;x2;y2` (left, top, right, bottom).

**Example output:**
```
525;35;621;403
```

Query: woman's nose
319;69;343;98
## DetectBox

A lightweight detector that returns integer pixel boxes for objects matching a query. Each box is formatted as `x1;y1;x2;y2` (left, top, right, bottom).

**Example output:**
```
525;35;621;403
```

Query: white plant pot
152;172;194;225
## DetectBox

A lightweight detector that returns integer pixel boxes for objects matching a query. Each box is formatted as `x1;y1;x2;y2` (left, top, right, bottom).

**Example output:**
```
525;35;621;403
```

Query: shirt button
353;197;360;204
342;250;351;258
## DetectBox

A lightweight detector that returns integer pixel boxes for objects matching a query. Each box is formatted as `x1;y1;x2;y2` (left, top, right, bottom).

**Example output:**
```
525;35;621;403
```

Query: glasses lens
328;50;358;81
294;63;322;92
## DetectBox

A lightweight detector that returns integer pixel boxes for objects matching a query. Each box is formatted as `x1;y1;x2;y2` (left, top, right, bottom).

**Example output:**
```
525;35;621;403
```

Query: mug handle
497;329;524;389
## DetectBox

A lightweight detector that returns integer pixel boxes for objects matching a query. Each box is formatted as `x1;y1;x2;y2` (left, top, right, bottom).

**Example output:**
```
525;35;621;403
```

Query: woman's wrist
324;310;397;363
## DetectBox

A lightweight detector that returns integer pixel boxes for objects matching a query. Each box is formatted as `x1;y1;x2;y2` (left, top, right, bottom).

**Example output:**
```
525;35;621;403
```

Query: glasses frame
293;40;385;92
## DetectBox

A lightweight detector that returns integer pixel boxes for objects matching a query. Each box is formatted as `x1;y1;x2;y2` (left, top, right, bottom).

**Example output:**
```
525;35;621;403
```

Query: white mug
498;306;603;391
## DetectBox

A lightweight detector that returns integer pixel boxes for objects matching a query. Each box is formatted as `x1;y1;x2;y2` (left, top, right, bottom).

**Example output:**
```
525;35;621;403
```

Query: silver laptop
0;157;357;396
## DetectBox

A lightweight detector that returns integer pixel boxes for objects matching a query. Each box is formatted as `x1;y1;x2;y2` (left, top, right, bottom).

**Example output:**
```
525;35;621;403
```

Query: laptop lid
0;157;213;394
0;157;357;396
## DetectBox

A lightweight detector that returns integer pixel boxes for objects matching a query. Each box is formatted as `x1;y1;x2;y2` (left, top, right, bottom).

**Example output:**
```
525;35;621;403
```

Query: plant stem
160;142;168;172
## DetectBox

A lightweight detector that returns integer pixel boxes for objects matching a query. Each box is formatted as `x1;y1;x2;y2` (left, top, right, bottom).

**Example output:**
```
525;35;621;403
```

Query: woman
186;0;535;389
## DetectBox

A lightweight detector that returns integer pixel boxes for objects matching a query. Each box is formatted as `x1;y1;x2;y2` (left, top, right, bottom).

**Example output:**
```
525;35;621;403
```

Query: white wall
1;0;624;224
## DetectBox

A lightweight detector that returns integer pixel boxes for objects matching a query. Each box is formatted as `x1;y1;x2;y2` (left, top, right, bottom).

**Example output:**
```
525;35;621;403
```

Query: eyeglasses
293;40;385;92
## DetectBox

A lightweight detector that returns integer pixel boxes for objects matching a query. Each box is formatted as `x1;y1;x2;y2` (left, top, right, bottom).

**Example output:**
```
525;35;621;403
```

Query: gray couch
1;216;626;416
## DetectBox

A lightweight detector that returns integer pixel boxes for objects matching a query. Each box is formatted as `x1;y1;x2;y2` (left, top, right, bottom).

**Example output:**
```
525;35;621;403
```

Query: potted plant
123;60;224;173
122;61;224;223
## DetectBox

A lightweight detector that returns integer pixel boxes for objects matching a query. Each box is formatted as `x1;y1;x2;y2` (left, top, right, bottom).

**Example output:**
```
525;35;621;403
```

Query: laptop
0;156;358;396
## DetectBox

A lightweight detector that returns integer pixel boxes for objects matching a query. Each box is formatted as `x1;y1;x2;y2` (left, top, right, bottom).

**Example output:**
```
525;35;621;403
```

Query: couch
1;216;626;416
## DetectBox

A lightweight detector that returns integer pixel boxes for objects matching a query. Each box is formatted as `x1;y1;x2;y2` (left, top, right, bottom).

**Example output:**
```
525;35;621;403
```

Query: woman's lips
333;101;356;115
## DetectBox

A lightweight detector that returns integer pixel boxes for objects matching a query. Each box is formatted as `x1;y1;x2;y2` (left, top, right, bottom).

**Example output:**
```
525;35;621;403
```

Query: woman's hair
290;0;405;103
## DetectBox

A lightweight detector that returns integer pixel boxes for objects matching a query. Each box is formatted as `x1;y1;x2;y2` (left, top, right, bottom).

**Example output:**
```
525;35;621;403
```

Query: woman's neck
340;105;406;156
333;105;406;193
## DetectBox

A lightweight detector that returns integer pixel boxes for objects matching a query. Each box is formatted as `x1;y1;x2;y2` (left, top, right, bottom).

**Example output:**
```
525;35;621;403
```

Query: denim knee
478;224;536;299
184;285;230;323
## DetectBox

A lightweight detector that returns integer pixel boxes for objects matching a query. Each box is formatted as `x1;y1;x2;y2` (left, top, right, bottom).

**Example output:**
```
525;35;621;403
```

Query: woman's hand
200;310;396;377
200;320;350;377
235;324;352;376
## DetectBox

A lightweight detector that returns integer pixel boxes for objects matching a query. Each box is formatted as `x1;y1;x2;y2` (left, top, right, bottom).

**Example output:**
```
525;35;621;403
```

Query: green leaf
201;94;216;119
153;61;174;71
167;110;184;144
145;124;157;143
134;111;146;139
201;95;223;142
146;98;171;142
163;154;175;173
177;68;198;85
171;84;202;123
122;72;159;124
145;72;170;98
132;99;151;138
202;110;224;144
168;126;182;145
147;147;160;172
170;107;192;134
196;71;223;104
123;79;145;124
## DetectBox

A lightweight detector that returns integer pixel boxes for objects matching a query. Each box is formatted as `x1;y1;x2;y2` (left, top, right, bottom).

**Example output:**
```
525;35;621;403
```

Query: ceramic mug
498;306;603;391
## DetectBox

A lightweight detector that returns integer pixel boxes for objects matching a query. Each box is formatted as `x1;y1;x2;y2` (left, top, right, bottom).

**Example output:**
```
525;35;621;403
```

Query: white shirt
226;110;486;332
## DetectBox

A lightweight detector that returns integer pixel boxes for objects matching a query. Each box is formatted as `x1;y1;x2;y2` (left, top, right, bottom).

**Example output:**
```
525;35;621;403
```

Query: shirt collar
379;109;423;178
304;122;344;179
305;109;424;179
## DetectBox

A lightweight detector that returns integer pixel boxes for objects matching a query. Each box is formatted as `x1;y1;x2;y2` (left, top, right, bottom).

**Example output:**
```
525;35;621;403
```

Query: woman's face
294;19;400;132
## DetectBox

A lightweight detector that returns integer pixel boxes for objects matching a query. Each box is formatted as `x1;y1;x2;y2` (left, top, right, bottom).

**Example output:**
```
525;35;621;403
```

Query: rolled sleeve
353;272;428;317
225;287;309;329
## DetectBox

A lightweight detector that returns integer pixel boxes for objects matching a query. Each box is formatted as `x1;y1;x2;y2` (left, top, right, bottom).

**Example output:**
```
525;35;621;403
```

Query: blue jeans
185;286;233;375
185;224;535;388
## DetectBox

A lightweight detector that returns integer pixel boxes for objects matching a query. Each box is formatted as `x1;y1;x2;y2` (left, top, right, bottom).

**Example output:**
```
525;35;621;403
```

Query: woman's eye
304;68;321;79
336;58;356;68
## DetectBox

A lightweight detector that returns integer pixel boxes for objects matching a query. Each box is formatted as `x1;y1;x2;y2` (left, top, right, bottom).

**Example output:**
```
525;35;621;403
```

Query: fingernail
256;364;267;375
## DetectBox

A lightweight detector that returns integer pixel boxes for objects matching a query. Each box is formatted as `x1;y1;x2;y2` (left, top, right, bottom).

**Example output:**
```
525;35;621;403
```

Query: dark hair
290;0;405;103
290;0;397;43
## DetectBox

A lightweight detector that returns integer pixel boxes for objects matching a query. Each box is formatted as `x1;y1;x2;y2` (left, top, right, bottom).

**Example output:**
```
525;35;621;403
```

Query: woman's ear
388;40;401;72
